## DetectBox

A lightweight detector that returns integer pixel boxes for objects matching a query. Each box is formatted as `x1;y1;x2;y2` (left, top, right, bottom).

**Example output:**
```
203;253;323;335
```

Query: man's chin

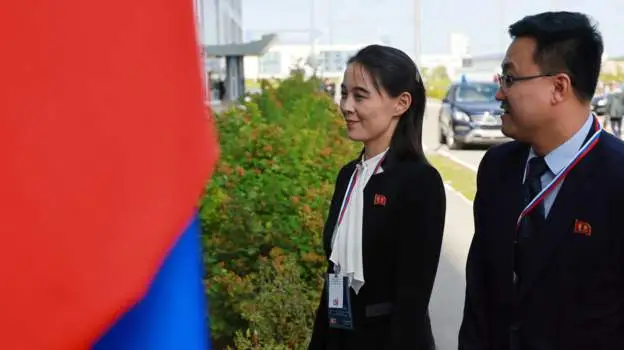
501;127;513;138
501;119;517;140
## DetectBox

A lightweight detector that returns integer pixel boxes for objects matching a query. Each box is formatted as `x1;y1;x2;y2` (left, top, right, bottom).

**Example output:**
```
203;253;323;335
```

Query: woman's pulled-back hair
348;44;427;159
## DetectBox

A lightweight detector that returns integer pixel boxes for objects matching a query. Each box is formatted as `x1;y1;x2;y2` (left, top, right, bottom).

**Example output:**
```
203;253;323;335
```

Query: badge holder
326;273;354;330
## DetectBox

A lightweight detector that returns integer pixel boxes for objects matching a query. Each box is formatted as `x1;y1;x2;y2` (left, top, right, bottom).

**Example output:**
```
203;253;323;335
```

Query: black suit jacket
308;149;446;350
459;131;624;350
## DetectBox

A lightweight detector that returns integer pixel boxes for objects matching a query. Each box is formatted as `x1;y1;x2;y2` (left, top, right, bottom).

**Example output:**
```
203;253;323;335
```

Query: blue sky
242;0;624;57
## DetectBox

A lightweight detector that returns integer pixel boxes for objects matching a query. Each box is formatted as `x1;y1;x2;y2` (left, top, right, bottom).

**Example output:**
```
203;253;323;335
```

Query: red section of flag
0;1;218;349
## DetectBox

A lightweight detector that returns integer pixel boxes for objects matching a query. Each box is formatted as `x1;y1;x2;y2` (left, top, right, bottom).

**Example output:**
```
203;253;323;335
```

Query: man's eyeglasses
497;73;557;89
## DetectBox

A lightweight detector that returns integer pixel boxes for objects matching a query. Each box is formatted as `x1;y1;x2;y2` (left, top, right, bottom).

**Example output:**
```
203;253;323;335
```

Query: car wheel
446;127;464;150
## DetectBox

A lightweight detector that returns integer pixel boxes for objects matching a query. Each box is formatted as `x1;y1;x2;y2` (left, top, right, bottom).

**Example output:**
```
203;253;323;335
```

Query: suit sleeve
388;163;446;349
458;149;492;350
308;166;349;350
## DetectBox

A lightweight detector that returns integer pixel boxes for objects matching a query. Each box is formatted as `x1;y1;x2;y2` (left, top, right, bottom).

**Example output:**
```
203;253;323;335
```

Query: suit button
510;322;521;331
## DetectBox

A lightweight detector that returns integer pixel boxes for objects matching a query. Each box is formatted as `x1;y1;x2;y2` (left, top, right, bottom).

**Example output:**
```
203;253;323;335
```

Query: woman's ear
394;92;412;117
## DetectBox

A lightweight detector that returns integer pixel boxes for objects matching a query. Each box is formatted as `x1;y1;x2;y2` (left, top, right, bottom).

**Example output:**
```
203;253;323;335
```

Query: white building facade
243;43;367;80
201;0;243;46
242;32;480;82
194;0;245;101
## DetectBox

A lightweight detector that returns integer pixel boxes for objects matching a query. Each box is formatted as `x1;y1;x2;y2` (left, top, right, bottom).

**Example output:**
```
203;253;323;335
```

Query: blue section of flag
94;215;211;350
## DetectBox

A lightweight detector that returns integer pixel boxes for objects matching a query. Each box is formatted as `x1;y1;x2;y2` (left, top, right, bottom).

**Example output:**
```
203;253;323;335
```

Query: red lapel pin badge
573;219;592;236
373;194;387;206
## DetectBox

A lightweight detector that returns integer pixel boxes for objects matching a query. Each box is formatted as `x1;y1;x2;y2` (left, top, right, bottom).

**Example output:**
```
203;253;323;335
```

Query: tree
429;66;450;81
423;65;451;99
600;66;624;83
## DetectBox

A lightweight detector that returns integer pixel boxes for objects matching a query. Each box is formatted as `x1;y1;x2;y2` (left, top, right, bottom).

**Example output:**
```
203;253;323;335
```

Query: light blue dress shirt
523;114;595;217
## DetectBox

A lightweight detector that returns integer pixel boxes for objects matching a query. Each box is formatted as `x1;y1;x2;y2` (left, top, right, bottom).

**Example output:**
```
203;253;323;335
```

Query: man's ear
552;73;573;104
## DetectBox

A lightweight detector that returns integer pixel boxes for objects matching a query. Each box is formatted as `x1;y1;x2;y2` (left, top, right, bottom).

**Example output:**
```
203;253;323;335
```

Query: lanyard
336;154;386;227
516;118;602;229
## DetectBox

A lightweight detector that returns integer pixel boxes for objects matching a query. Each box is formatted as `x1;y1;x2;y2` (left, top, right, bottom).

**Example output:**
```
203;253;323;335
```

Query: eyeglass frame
497;72;564;89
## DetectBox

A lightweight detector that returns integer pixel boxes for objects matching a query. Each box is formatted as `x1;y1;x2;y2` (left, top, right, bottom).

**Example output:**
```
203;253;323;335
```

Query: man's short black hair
508;11;603;102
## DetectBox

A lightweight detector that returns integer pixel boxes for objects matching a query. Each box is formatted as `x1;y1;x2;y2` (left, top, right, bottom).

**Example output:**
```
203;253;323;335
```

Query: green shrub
231;249;317;349
200;72;359;348
423;65;452;100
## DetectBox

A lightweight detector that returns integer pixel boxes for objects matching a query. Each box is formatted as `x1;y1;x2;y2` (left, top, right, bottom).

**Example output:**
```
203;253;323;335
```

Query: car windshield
455;83;498;102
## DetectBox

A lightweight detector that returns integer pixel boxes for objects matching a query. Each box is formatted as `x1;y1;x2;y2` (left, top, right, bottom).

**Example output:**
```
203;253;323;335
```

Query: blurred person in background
309;44;446;350
606;90;624;137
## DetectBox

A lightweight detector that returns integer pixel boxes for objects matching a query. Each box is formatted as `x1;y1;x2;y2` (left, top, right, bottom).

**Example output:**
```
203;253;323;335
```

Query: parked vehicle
438;81;510;149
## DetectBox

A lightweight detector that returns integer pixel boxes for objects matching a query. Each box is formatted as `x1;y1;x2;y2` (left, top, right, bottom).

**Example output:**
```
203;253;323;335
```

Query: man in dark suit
459;12;624;350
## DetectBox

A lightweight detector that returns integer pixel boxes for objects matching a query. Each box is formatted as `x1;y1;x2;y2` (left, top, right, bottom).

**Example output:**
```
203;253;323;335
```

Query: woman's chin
346;131;367;142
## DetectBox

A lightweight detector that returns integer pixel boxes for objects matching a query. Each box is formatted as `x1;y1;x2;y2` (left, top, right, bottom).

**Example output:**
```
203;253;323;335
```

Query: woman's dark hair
348;44;426;159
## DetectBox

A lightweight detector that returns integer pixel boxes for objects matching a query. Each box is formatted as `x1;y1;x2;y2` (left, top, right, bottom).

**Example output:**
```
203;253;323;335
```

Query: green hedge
245;75;450;100
200;72;359;349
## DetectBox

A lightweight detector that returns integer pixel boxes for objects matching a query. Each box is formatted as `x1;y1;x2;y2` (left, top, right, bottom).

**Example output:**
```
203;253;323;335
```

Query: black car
438;81;510;149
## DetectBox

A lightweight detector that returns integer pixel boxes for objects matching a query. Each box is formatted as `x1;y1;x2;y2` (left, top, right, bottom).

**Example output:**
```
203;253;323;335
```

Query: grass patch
427;153;477;201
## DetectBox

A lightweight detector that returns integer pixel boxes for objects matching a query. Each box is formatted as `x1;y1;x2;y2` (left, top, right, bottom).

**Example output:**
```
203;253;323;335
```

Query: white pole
328;0;333;46
194;0;209;102
310;0;317;75
414;0;421;67
499;0;506;51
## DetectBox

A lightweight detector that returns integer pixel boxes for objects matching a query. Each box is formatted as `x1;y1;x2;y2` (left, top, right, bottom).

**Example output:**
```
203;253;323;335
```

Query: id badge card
326;273;354;330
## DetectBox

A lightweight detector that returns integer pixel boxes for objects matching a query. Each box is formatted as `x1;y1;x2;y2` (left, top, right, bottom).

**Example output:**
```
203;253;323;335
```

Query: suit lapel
323;161;356;256
497;144;530;250
322;148;414;257
516;136;600;299
324;148;403;257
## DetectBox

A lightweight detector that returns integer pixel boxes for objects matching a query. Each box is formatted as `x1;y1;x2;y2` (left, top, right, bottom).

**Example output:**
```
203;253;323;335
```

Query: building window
259;52;282;75
320;51;349;73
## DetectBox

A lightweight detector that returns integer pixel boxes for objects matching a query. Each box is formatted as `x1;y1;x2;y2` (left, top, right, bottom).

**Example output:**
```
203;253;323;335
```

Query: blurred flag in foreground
0;1;218;349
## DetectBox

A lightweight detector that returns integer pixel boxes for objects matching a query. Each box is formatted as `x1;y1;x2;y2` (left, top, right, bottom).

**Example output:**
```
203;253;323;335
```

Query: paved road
429;186;473;350
423;101;477;349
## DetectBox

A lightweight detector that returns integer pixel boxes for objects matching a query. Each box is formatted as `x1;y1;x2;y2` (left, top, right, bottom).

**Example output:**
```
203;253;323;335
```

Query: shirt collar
360;148;389;168
526;113;594;176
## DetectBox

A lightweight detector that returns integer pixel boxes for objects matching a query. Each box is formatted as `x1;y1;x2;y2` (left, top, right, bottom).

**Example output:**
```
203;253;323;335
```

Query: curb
435;150;478;173
443;183;473;205
424;145;474;205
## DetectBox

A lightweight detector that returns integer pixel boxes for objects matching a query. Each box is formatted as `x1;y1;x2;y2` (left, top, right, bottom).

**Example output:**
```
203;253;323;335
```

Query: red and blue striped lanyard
336;154;386;227
516;118;602;229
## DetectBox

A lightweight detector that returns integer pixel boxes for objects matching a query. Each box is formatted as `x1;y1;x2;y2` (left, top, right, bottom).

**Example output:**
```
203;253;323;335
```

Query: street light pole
499;0;506;51
309;0;318;75
328;0;334;46
414;0;421;67
194;0;209;101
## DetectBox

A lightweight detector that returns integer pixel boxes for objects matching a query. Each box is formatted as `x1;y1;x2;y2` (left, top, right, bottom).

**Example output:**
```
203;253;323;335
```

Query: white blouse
330;148;388;294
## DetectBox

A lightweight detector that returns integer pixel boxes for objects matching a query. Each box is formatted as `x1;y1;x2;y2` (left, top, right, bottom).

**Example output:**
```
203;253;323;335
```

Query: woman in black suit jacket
308;45;446;349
